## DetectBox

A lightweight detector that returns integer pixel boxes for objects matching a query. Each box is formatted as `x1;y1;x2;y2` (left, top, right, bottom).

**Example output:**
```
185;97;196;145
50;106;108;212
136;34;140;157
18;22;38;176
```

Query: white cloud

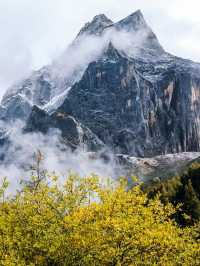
0;0;199;98
0;122;118;194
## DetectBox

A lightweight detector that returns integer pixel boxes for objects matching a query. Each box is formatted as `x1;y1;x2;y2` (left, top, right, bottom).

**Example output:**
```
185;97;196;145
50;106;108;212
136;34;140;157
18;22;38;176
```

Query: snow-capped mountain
1;10;200;178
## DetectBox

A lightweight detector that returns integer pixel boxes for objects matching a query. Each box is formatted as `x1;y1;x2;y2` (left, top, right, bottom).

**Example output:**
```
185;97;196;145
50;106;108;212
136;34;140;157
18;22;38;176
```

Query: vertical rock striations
1;10;200;159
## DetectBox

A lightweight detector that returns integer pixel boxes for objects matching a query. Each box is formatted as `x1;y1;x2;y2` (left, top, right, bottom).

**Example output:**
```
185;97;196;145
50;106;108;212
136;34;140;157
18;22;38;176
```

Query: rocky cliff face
25;105;104;151
26;43;200;157
1;10;200;174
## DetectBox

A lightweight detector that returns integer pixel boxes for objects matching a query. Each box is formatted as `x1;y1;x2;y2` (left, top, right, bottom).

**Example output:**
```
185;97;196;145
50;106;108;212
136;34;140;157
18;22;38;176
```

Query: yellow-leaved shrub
0;173;199;265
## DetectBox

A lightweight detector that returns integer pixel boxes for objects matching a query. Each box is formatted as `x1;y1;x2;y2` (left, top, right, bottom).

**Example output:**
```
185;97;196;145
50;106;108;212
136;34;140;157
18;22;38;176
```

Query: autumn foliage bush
0;172;200;265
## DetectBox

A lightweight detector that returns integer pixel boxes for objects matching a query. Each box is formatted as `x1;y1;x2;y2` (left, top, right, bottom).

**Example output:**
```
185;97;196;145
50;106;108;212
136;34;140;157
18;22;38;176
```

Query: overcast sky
0;0;199;99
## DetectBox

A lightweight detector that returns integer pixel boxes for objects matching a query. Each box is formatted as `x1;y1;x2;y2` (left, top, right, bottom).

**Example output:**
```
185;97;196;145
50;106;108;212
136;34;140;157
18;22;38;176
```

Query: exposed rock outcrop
25;106;104;151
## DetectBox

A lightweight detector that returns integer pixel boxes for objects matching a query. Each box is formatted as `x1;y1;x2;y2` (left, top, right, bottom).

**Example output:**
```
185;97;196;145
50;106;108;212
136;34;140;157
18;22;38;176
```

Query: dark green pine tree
184;179;200;221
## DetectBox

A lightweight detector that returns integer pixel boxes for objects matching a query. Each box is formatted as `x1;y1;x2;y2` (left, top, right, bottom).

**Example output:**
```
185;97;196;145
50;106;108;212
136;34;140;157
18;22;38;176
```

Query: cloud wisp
0;121;119;194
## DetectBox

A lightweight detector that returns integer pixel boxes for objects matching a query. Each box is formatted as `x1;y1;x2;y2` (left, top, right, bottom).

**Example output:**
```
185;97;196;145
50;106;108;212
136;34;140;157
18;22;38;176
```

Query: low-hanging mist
0;121;119;193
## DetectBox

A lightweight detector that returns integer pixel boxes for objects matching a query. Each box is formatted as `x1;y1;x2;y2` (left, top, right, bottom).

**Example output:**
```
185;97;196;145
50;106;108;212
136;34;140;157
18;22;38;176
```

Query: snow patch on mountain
43;87;71;114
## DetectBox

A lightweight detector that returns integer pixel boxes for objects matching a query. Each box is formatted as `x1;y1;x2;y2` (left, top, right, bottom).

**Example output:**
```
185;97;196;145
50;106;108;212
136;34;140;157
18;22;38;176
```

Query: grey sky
0;0;199;99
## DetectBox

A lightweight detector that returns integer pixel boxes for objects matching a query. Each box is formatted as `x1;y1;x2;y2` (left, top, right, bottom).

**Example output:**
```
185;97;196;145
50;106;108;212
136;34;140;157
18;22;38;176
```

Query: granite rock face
1;10;200;163
25;106;104;151
54;43;200;157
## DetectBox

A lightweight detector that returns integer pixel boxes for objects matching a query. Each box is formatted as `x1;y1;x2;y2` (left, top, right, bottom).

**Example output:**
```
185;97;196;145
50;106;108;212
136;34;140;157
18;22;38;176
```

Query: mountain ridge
0;10;200;179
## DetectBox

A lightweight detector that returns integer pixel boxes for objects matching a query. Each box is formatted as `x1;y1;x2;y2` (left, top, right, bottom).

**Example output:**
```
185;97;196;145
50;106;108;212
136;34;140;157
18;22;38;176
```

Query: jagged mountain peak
113;10;165;56
77;14;113;37
92;14;112;23
115;10;147;31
